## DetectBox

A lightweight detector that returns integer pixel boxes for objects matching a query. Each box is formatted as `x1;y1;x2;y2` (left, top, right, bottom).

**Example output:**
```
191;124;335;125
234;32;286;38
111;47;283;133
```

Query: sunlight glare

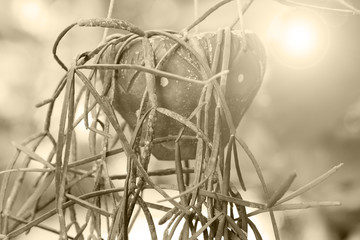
268;8;329;68
284;20;315;55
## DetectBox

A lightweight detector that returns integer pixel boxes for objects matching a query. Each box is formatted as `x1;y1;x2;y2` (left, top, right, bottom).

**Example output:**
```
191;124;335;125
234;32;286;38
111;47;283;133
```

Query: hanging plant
0;0;356;239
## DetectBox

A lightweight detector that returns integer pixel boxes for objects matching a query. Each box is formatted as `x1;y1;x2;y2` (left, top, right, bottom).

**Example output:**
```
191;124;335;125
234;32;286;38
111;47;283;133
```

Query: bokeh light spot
11;0;50;36
20;1;41;21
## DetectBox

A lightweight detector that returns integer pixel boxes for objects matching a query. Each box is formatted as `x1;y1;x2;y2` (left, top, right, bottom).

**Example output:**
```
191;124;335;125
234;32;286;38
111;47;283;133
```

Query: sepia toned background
0;0;360;239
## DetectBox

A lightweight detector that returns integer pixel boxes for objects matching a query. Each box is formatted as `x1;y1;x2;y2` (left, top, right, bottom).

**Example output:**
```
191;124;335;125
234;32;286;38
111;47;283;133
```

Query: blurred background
0;0;360;239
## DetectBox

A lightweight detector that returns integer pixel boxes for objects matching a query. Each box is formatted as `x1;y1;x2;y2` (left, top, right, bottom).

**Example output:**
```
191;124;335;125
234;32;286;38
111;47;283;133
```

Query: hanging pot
102;30;266;160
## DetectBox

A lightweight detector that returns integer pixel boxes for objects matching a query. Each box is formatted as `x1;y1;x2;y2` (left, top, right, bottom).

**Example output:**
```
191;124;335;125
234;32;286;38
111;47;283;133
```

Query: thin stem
53;23;77;71
274;0;360;15
184;0;234;32
276;163;343;206
193;0;199;33
102;0;116;42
